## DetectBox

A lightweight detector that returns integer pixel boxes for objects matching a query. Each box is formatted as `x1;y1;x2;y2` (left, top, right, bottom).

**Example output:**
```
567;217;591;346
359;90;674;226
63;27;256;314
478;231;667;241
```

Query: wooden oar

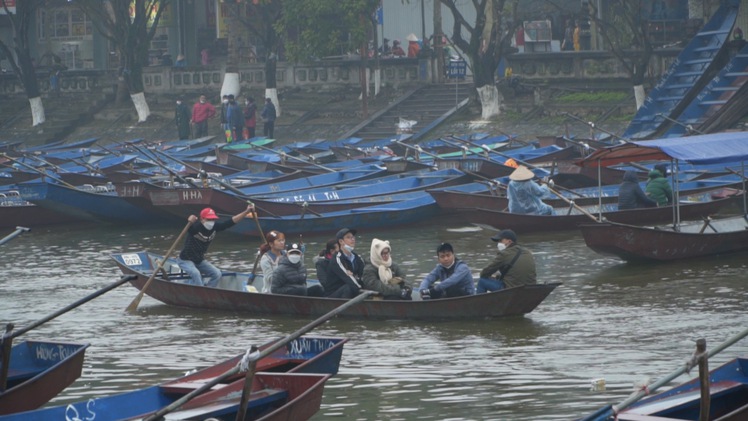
125;221;193;313
247;203;267;285
0;275;136;391
546;184;599;222
250;142;336;173
0;154;79;190
143;290;377;421
0;226;30;246
579;326;748;421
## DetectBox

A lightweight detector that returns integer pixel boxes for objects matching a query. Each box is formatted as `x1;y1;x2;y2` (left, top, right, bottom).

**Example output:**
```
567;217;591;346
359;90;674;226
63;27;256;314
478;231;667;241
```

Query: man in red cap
177;204;254;287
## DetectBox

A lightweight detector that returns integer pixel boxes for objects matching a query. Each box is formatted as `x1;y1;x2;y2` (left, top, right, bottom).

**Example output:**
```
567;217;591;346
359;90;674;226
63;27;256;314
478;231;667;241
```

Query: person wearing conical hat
507;166;555;215
406;33;420;58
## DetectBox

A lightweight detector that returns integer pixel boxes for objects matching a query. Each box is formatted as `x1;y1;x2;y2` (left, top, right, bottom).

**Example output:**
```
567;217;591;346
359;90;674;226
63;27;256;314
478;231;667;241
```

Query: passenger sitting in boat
645;164;673;207
313;238;338;287
178;205;254;287
618;170;657;210
477;229;536;293
260;230;286;293
362;239;413;300
507;166;555;215
323;228;364;299
271;243;324;297
419;242;475;300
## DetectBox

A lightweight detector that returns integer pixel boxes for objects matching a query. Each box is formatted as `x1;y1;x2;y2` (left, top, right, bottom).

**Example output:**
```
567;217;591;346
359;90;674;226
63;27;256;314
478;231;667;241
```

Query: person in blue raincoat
507;166;555;215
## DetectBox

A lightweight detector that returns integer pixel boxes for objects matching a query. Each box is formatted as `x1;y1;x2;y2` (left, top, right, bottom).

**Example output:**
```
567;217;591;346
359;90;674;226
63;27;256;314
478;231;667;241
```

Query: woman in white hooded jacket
361;239;412;300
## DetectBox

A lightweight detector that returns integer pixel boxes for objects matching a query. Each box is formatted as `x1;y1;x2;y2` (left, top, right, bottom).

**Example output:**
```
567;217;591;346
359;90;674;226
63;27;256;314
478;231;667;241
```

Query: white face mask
223;99;228;104
203;221;215;230
288;254;301;264
343;244;355;252
176;101;181;105
497;242;507;251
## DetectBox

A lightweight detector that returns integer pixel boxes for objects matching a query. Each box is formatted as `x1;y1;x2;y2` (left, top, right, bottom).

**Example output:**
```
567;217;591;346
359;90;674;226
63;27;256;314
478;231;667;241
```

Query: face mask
343;244;355;252
200;100;205;104
497;243;507;252
176;101;181;105
223;99;228;104
203;221;215;230
288;254;301;264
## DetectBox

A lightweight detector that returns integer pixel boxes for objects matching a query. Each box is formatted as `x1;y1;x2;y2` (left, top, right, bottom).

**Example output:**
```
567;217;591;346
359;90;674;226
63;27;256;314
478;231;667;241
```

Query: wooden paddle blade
125;221;193;313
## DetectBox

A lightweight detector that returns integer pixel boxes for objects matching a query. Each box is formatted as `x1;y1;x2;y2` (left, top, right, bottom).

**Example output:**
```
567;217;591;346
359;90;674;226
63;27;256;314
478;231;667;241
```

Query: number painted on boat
122;254;143;266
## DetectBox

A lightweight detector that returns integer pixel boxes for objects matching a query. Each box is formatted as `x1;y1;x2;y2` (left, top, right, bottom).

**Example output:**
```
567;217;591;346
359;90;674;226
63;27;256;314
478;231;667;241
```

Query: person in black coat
618;170;657;210
175;98;191;140
323;228;364;298
271;243;324;296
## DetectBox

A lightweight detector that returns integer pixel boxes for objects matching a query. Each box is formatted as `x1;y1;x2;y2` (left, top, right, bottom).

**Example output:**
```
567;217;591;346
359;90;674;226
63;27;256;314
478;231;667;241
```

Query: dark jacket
419;259;475;297
244;102;257;128
618;170;657;210
178;219;235;263
175;102;191;138
645;169;673;206
271;256;308;295
261;101;276;122
227;102;244;128
479;244;537;288
314;254;331;285
361;261;406;297
324;250;364;296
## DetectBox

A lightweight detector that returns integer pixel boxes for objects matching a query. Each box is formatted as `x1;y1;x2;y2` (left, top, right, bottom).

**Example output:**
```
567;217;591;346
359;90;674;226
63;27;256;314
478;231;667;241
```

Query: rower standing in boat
507;166;555;215
477;229;536;293
178;205;254;287
323;228;364;299
419;243;475;300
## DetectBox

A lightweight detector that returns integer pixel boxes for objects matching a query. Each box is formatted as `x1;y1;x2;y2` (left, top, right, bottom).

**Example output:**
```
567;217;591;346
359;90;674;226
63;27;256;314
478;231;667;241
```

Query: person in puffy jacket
324;228;364;299
313;238;337;287
618;170;656;210
271;243;324;296
419;242;475;299
645;164;673;207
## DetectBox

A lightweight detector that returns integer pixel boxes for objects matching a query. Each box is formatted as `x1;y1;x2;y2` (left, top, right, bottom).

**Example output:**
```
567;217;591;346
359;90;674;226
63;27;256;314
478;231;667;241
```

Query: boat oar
562;112;631;144
0;226;30;246
0;154;79;190
143;290;377;421
656;113;705;135
546;184;599;222
125;221;193;313
579;325;748;421
247;202;267;285
250;142;336;173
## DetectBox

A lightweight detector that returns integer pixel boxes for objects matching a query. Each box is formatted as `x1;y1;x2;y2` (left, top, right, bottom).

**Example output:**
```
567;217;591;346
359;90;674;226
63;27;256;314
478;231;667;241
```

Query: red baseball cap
200;208;219;220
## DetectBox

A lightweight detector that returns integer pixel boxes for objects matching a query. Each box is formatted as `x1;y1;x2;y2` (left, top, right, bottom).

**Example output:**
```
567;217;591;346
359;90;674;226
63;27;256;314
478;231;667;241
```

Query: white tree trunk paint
220;72;240;99
477;84;500;119
374;68;381;96
358;68;371;100
130;92;150;122
265;88;280;118
634;84;646;110
29;97;46;126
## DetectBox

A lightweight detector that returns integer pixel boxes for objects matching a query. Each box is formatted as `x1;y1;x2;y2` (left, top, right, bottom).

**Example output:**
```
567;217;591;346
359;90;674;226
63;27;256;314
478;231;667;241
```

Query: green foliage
279;0;379;62
555;91;628;103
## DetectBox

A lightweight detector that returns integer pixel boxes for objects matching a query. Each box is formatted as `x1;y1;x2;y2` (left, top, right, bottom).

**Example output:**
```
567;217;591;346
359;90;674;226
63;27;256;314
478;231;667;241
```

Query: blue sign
447;59;467;79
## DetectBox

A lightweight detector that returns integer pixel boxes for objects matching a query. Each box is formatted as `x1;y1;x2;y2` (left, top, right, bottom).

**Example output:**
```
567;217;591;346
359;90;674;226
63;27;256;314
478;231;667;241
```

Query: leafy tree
73;0;170;122
441;0;518;119
0;0;47;126
279;0;381;114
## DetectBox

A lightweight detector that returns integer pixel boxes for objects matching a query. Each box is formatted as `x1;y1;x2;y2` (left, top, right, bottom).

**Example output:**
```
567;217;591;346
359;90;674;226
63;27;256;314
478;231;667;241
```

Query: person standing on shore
243;96;257;140
191;94;216;138
175;97;191;140
261;98;277;139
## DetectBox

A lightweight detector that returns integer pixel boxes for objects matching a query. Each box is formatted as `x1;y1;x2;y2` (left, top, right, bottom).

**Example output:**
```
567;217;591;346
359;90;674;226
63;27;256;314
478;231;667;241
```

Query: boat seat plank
696;29;731;37
161;357;299;394
160;381;229;394
682;58;716;65
657;96;687;102
710;86;741;92
699;100;727;105
693;46;720;52
724;71;748;77
672;71;704;78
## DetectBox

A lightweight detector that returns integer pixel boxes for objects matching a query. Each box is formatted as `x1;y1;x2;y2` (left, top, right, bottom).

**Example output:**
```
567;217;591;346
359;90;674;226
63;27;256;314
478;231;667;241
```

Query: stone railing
0;49;683;96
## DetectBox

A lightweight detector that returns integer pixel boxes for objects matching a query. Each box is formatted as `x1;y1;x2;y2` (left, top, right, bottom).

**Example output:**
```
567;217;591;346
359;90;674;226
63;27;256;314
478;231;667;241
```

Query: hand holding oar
143;290;377;421
0;226;30;246
247;203;266;285
125;221;193;313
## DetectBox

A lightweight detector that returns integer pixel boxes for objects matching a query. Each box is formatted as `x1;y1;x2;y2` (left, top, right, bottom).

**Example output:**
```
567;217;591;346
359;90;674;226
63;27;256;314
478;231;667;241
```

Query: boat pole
125;221;193;313
250;142;337;173
0;226;30;246
696;339;710;421
143;290;377;421
0;154;80;190
656;113;705;135
579;325;748;421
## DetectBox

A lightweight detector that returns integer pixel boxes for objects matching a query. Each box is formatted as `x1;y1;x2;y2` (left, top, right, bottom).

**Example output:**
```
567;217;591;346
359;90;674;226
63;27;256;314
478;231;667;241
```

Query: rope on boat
239;346;260;372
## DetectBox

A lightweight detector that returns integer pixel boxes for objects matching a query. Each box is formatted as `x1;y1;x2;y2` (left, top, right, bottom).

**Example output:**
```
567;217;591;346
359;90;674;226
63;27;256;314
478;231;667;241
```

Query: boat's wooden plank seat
162;388;288;420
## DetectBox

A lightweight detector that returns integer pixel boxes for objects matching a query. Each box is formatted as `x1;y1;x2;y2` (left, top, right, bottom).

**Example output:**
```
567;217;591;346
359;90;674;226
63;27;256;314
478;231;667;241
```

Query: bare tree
0;0;47;126
74;0;170;122
441;0;518;119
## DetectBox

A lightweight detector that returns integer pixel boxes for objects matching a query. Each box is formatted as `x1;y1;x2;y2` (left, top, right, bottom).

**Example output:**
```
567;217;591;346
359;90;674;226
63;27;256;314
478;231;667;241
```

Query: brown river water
2;218;747;420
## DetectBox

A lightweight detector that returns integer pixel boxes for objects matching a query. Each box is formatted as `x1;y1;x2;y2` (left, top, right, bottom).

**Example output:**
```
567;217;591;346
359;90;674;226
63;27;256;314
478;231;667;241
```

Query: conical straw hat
509;165;534;181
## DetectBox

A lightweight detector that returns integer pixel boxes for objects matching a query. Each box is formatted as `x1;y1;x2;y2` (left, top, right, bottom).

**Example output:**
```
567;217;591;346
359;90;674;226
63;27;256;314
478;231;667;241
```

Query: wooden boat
621;0;740;140
575;133;748;261
110;251;561;320
0;340;89;415
579;215;748;262
588;357;748;421
460;193;738;234
225;194;441;236
0;191;85;229
0;335;345;420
